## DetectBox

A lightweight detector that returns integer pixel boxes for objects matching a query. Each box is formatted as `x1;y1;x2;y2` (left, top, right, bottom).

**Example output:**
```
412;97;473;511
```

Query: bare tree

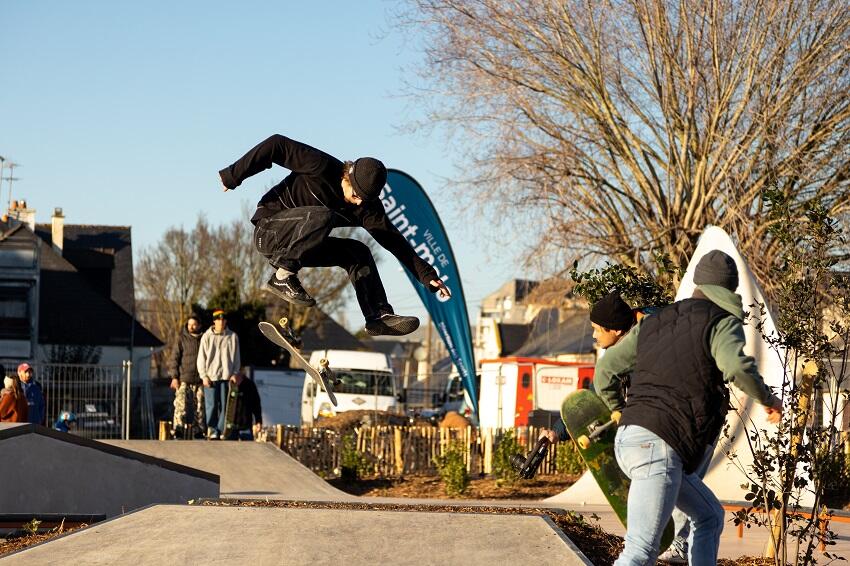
135;219;211;350
404;0;850;287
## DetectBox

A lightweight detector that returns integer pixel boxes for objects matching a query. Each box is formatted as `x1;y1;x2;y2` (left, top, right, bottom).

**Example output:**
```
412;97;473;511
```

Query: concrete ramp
102;440;353;501
1;504;590;565
0;424;218;517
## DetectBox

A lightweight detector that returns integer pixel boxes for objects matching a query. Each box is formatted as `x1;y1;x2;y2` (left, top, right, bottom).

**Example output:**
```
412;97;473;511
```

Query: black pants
253;207;392;320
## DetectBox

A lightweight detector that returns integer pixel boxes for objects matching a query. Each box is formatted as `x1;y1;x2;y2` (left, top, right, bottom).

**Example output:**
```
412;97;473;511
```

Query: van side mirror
396;390;407;403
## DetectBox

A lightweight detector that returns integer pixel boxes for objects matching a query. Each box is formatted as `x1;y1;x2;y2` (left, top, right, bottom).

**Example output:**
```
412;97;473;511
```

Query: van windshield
332;370;395;397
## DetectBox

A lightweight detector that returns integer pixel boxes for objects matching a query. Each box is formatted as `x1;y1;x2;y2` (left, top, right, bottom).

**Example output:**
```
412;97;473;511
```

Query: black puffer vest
619;298;730;473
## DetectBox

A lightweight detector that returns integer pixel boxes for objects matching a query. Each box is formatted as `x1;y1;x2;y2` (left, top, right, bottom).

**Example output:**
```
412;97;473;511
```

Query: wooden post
394;427;403;475
158;420;170;441
276;424;283;449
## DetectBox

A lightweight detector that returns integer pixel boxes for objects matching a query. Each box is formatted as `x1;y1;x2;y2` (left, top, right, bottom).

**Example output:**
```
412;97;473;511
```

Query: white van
300;349;399;426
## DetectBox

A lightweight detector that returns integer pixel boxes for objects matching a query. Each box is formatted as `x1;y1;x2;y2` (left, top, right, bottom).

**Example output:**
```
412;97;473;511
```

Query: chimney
9;199;36;231
52;207;64;255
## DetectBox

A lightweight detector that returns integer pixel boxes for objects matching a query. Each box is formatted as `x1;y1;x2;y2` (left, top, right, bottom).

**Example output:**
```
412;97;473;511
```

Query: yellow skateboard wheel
319;359;329;369
278;317;289;327
577;435;590;450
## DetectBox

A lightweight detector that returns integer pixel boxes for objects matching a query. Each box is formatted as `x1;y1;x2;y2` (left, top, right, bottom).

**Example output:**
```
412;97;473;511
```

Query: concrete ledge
0;425;219;517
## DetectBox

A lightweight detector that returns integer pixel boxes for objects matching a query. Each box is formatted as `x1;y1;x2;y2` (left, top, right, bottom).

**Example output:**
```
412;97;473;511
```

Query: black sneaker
365;313;420;336
266;274;316;307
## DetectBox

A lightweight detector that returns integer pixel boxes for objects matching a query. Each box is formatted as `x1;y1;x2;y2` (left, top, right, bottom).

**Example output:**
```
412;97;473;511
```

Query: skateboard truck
510;436;551;479
318;358;341;387
577;410;621;450
277;317;303;349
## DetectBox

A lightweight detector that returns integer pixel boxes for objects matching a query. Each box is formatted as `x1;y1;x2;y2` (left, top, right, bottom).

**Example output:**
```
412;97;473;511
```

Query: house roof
498;323;531;356
35;224;135;315
512;309;594;358
36;235;162;347
300;310;366;352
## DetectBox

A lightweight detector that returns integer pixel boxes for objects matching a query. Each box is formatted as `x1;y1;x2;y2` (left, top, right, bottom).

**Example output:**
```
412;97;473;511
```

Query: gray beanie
694;250;739;290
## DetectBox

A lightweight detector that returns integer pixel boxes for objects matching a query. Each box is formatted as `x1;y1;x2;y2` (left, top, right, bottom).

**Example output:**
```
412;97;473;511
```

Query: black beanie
349;157;387;202
693;250;739;290
590;291;635;332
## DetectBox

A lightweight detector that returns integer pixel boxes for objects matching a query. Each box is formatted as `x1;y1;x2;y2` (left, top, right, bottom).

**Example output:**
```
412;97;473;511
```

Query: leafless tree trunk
404;0;850;289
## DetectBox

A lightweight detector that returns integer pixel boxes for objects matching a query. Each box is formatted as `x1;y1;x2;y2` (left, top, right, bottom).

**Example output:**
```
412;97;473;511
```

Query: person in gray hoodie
197;309;241;439
598;251;782;566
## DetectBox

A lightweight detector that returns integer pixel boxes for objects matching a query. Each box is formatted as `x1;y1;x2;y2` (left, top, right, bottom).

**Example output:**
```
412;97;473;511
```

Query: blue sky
1;1;517;331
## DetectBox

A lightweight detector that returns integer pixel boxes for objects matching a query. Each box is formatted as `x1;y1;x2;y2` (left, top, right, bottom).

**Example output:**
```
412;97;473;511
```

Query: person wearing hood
218;134;451;337
598;251;782;566
170;313;206;439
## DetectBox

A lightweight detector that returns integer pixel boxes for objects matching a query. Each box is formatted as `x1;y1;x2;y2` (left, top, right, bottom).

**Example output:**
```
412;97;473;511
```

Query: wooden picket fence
275;424;580;478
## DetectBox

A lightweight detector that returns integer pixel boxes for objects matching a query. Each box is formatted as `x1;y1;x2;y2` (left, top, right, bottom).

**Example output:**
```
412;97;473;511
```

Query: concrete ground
2;504;589;566
5;440;848;563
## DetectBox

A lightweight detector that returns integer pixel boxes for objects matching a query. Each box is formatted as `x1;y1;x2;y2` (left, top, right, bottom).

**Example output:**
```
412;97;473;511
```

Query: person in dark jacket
170;314;205;439
17;363;45;425
223;372;262;441
602;251;782;566
218;134;451;336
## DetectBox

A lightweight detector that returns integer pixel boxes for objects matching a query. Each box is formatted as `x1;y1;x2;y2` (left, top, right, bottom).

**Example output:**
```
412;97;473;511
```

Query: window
0;285;31;340
333;370;395;396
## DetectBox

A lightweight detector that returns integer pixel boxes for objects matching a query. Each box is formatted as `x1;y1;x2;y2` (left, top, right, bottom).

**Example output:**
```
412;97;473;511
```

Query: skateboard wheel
319;359;329;369
278;317;289;327
577;435;590;450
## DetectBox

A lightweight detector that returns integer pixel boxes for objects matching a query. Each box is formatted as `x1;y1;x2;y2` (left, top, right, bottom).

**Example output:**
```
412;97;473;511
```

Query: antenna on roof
2;161;21;213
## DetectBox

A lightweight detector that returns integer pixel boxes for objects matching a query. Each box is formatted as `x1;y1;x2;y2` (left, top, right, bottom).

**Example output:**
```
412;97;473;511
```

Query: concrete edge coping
0;424;219;484
0;503;157;559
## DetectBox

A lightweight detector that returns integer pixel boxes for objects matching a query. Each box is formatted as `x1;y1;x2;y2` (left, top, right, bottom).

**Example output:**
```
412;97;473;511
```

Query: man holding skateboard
539;290;637;444
218;134;451;336
599;251;782;566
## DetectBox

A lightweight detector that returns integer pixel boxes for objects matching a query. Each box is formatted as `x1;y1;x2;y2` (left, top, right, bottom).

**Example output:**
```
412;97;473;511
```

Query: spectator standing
17;363;45;425
170;314;206;439
223;372;263;441
197;309;240;439
0;371;29;423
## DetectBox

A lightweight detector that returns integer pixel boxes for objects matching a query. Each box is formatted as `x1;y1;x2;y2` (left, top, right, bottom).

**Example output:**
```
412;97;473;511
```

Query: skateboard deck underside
562;389;673;550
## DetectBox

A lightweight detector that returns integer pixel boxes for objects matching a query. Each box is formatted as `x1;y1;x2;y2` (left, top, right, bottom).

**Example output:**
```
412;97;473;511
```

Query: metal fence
2;361;154;440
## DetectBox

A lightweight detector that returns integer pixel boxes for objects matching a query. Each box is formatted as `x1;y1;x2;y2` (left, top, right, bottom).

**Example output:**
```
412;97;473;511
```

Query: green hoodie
593;284;779;411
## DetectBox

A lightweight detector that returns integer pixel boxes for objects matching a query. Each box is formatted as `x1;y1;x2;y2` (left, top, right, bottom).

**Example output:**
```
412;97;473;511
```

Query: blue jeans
204;380;228;436
613;425;724;566
668;441;717;557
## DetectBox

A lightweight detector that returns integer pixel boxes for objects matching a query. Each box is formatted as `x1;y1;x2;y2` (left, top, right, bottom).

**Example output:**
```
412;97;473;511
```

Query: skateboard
258;318;339;407
561;388;673;551
223;381;239;439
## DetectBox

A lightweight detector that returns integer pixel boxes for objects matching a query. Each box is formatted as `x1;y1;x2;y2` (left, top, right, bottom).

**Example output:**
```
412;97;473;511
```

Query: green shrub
434;441;469;496
556;441;587;475
493;430;522;484
818;448;850;509
339;432;370;480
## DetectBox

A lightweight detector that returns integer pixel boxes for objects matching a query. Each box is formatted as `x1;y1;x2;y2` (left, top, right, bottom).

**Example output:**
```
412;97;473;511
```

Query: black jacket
232;377;262;430
219;134;438;286
170;328;202;385
619;299;730;474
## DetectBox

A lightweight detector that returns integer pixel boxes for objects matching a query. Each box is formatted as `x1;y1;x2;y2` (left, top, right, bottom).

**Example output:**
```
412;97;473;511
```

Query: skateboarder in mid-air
218;134;450;336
